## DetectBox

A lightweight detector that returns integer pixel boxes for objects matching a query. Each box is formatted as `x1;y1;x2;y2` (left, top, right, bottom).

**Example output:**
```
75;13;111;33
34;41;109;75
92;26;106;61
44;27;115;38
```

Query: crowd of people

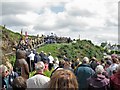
0;48;120;90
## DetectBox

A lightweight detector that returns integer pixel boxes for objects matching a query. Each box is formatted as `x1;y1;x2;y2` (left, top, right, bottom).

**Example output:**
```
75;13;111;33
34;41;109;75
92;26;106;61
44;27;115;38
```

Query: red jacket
110;72;120;90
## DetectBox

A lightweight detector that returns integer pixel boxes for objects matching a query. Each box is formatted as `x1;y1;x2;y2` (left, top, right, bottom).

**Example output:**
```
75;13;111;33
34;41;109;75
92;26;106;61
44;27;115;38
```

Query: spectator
110;64;120;90
5;62;18;86
87;65;110;90
48;52;54;71
43;53;50;64
49;69;78;90
90;57;99;71
39;51;45;61
43;60;49;71
53;57;59;69
107;58;118;76
12;76;27;90
27;61;50;88
64;61;74;72
101;59;105;68
75;57;95;90
50;60;65;77
28;51;35;72
0;64;10;89
105;60;113;77
34;52;41;63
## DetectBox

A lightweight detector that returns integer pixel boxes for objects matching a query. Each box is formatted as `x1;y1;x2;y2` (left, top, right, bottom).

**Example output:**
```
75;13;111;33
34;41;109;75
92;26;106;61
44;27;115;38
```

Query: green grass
29;69;54;78
9;55;16;66
37;43;67;58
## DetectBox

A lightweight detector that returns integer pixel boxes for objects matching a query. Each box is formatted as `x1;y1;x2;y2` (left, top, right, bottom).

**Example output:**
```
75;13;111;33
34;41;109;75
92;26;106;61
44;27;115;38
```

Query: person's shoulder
32;74;50;79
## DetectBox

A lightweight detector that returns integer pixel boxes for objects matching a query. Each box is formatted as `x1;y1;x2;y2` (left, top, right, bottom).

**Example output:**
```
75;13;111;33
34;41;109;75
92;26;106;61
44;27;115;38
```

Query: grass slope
37;40;104;61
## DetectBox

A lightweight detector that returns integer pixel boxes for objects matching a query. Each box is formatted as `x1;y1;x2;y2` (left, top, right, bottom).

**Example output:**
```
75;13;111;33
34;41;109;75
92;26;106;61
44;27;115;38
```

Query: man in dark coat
75;57;95;90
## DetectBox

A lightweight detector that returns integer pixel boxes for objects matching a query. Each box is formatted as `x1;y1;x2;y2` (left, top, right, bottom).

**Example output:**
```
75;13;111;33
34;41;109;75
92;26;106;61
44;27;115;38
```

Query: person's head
59;60;65;68
101;59;104;64
95;65;104;74
0;64;9;77
91;57;97;61
41;51;44;53
82;57;89;64
106;60;112;66
49;69;78;89
111;54;118;59
48;52;51;56
5;61;13;73
30;51;33;53
64;61;71;68
35;61;45;72
112;58;119;64
12;76;27;90
44;53;47;56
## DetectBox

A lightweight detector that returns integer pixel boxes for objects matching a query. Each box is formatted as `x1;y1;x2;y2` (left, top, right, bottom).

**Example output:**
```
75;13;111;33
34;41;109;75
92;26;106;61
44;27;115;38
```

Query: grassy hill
37;40;104;61
1;25;104;65
0;25;21;54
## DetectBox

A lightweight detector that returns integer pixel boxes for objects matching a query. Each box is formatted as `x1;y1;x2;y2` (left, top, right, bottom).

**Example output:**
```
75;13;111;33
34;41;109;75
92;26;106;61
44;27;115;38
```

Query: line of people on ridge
0;49;120;90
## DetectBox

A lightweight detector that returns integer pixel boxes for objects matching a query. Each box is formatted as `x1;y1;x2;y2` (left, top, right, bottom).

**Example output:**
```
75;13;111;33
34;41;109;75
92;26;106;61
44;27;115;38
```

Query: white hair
0;64;8;73
82;57;89;64
35;61;45;71
95;65;104;74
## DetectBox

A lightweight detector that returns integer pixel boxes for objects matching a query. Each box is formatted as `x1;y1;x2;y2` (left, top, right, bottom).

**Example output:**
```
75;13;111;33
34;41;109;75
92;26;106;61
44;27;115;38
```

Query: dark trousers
49;63;53;71
30;60;35;72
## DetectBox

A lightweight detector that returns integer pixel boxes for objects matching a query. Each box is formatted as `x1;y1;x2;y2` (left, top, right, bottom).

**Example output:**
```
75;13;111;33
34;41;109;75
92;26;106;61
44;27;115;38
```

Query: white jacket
27;74;50;88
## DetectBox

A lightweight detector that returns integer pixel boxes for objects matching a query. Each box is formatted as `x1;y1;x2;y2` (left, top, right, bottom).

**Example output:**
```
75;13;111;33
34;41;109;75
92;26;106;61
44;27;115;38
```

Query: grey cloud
94;35;118;43
55;17;88;29
1;2;32;15
2;15;31;26
33;24;55;31
67;9;95;17
69;26;87;33
105;19;118;27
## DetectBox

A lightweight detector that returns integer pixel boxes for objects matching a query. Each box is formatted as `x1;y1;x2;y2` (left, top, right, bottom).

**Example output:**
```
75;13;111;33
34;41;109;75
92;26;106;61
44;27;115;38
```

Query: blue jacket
75;64;95;90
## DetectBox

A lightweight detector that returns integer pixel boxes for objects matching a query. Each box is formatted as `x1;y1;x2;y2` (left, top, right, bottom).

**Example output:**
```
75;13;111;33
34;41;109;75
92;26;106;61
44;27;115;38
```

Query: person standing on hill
34;52;41;63
48;52;54;71
28;50;35;72
39;51;45;61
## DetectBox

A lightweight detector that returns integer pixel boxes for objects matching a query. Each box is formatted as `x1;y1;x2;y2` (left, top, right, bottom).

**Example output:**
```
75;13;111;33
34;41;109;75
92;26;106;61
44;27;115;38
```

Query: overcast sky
0;0;118;45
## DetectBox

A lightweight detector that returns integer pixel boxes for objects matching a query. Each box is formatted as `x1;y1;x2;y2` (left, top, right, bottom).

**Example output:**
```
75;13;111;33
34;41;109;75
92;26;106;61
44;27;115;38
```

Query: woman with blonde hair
49;69;78;90
5;62;18;86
